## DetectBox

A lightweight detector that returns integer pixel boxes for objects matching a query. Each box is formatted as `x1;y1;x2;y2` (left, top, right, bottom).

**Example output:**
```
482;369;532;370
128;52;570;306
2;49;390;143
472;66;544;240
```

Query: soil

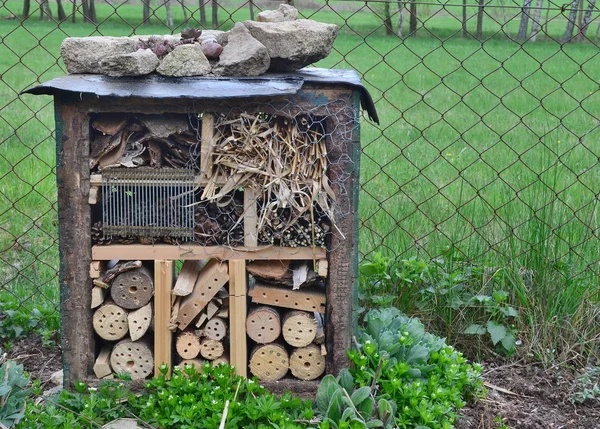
457;361;600;429
5;334;62;383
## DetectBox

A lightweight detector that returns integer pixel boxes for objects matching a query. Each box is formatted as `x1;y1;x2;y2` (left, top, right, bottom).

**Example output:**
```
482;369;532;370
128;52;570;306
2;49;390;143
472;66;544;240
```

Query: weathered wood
290;344;325;381
128;302;152;341
89;260;105;279
248;283;326;313
195;312;208;329
199;338;224;360
154;260;173;377
91;114;128;135
206;300;220;320
91;286;106;309
110;265;154;310
204;317;227;341
200;113;215;178
246;306;281;344
314;312;325;345
176;260;229;330
176;331;201;359
249;343;289;382
101;260;143;284
282;311;317;347
228;260;247;377
110;339;154;380
169;296;180;331
172;260;202;297
317;259;328;277
93;302;128;341
246;260;292;284
88;186;100;205
177;358;204;373
98;131;127;169
211;352;230;367
93;346;112;379
292;263;309;290
244;187;258;247
216;306;229;318
92;245;326;261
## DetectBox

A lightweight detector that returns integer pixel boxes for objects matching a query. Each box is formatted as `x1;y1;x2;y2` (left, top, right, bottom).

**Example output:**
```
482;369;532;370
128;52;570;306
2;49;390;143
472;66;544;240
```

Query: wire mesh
1;0;600;333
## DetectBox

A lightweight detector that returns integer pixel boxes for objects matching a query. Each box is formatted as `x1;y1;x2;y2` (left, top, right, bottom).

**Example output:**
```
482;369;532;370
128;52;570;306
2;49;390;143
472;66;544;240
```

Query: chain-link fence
1;0;600;339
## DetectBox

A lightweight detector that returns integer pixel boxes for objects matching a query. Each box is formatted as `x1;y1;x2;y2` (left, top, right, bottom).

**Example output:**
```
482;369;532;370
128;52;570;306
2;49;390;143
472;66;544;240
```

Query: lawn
1;0;599;359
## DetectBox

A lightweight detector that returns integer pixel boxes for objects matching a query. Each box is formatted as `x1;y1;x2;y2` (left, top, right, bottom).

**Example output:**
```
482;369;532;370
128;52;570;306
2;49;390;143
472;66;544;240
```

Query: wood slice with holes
128;302;152;341
290;344;325;381
93;302;129;341
282;311;317;347
199;338;224;360
110;339;154;380
204;317;227;341
211;352;229;367
176;331;202;360
110;266;154;310
249;343;289;382
246;306;281;344
177;358;204;373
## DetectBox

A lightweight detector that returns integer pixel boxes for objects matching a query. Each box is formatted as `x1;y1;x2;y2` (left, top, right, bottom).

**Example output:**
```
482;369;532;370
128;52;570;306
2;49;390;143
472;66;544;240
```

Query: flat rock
213;23;270;76
156;44;211;77
103;419;144;429
61;36;137;74
243;19;338;72
257;9;285;22
278;3;299;21
102;49;160;77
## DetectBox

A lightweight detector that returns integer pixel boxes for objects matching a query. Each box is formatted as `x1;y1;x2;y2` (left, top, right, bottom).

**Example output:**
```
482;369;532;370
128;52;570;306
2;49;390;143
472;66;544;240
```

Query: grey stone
213;23;270;76
156;44;211;77
243;19;338;72
201;40;223;60
49;369;63;386
102;49;160;77
277;3;299;21
103;419;144;429
200;30;228;45
257;9;285;22
60;36;137;74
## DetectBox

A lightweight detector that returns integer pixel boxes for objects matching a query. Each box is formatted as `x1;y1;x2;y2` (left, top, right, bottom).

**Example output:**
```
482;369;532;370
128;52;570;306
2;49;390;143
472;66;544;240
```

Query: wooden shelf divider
154;260;174;378
229;260;247;378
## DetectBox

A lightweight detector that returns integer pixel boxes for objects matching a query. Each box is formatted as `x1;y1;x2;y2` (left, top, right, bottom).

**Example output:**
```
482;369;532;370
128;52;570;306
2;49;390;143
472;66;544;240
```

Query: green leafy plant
0;350;31;428
569;366;600;404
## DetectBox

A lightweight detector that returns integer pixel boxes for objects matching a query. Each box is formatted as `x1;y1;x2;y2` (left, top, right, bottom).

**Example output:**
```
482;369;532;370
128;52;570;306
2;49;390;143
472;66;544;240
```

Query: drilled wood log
93;302;128;341
247;260;292;285
177;358;204;373
200;338;224;360
204;317;227;341
248;282;326;313
246;306;281;344
176;331;201;360
249;343;289;382
110;339;154;380
110;265;154;310
282;311;317;347
93;346;112;379
102;260;143;284
290;344;325;381
128;302;152;341
211;352;230;367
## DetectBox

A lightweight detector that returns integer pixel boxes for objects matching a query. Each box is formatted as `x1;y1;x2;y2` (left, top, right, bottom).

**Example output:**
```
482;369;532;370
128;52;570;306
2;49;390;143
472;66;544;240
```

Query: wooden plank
229;260;247;378
172;260;202;297
91;286;106;309
154;260;174;377
92;245;326;261
176;260;229;330
248;282;326;313
244;188;258;247
93;346;112;379
89;261;105;279
317;259;328;277
88;186;100;204
200;113;215;178
128;302;152;341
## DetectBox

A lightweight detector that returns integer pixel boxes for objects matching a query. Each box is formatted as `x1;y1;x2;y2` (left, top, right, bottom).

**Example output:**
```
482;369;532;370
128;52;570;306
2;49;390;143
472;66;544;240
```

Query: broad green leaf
350;386;371;406
317;375;337;413
338;369;354;393
464;324;486;335
500;332;517;352
341;407;356;422
0;385;11;396
487;320;507;346
366;419;384;428
406;345;429;364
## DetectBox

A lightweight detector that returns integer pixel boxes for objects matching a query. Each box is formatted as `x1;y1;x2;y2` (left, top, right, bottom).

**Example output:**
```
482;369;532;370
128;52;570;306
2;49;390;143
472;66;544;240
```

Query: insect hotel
26;68;376;394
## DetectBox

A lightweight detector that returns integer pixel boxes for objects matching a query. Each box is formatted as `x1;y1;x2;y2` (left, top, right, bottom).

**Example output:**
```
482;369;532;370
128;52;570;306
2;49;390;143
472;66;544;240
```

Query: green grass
1;0;600;360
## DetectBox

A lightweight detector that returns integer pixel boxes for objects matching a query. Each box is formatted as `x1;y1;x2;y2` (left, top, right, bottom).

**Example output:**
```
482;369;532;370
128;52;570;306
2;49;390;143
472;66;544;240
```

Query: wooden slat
244;188;258;247
89;260;105;279
154;260;174;377
200;113;215;178
88;186;100;204
248;282;326;313
92;245;326;261
172;260;202;296
229;260;247;378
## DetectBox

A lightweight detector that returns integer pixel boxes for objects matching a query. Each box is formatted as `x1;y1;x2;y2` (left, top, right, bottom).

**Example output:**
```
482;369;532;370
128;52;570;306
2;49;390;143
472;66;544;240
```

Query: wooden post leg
154;260;174;377
229;260;247;377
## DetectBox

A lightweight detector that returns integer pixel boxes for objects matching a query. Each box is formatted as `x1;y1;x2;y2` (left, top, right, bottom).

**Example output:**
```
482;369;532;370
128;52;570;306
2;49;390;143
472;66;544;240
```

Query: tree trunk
71;0;77;22
576;0;585;41
166;0;174;27
397;1;404;38
580;0;597;39
143;0;150;24
56;0;67;21
211;0;218;28
89;0;97;23
409;0;417;35
181;0;188;23
199;0;206;27
562;0;579;42
476;0;484;39
530;0;543;41
249;0;254;20
517;0;532;42
462;0;468;38
596;17;600;42
39;0;52;21
23;0;31;18
384;0;393;35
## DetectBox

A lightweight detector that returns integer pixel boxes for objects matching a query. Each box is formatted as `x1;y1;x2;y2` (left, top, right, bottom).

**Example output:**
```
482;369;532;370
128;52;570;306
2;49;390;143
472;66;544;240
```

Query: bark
181;0;188;23
384;0;393;36
56;0;67;21
409;0;417;35
576;0;585;41
39;0;52;21
562;0;579;42
580;0;597;39
71;0;76;22
596;17;600;42
166;0;174;27
143;0;150;24
249;0;254;20
530;0;544;41
199;0;206;27
211;0;218;28
23;0;30;18
476;0;484;39
397;1;404;38
89;0;96;23
517;0;532;42
462;0;468;38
